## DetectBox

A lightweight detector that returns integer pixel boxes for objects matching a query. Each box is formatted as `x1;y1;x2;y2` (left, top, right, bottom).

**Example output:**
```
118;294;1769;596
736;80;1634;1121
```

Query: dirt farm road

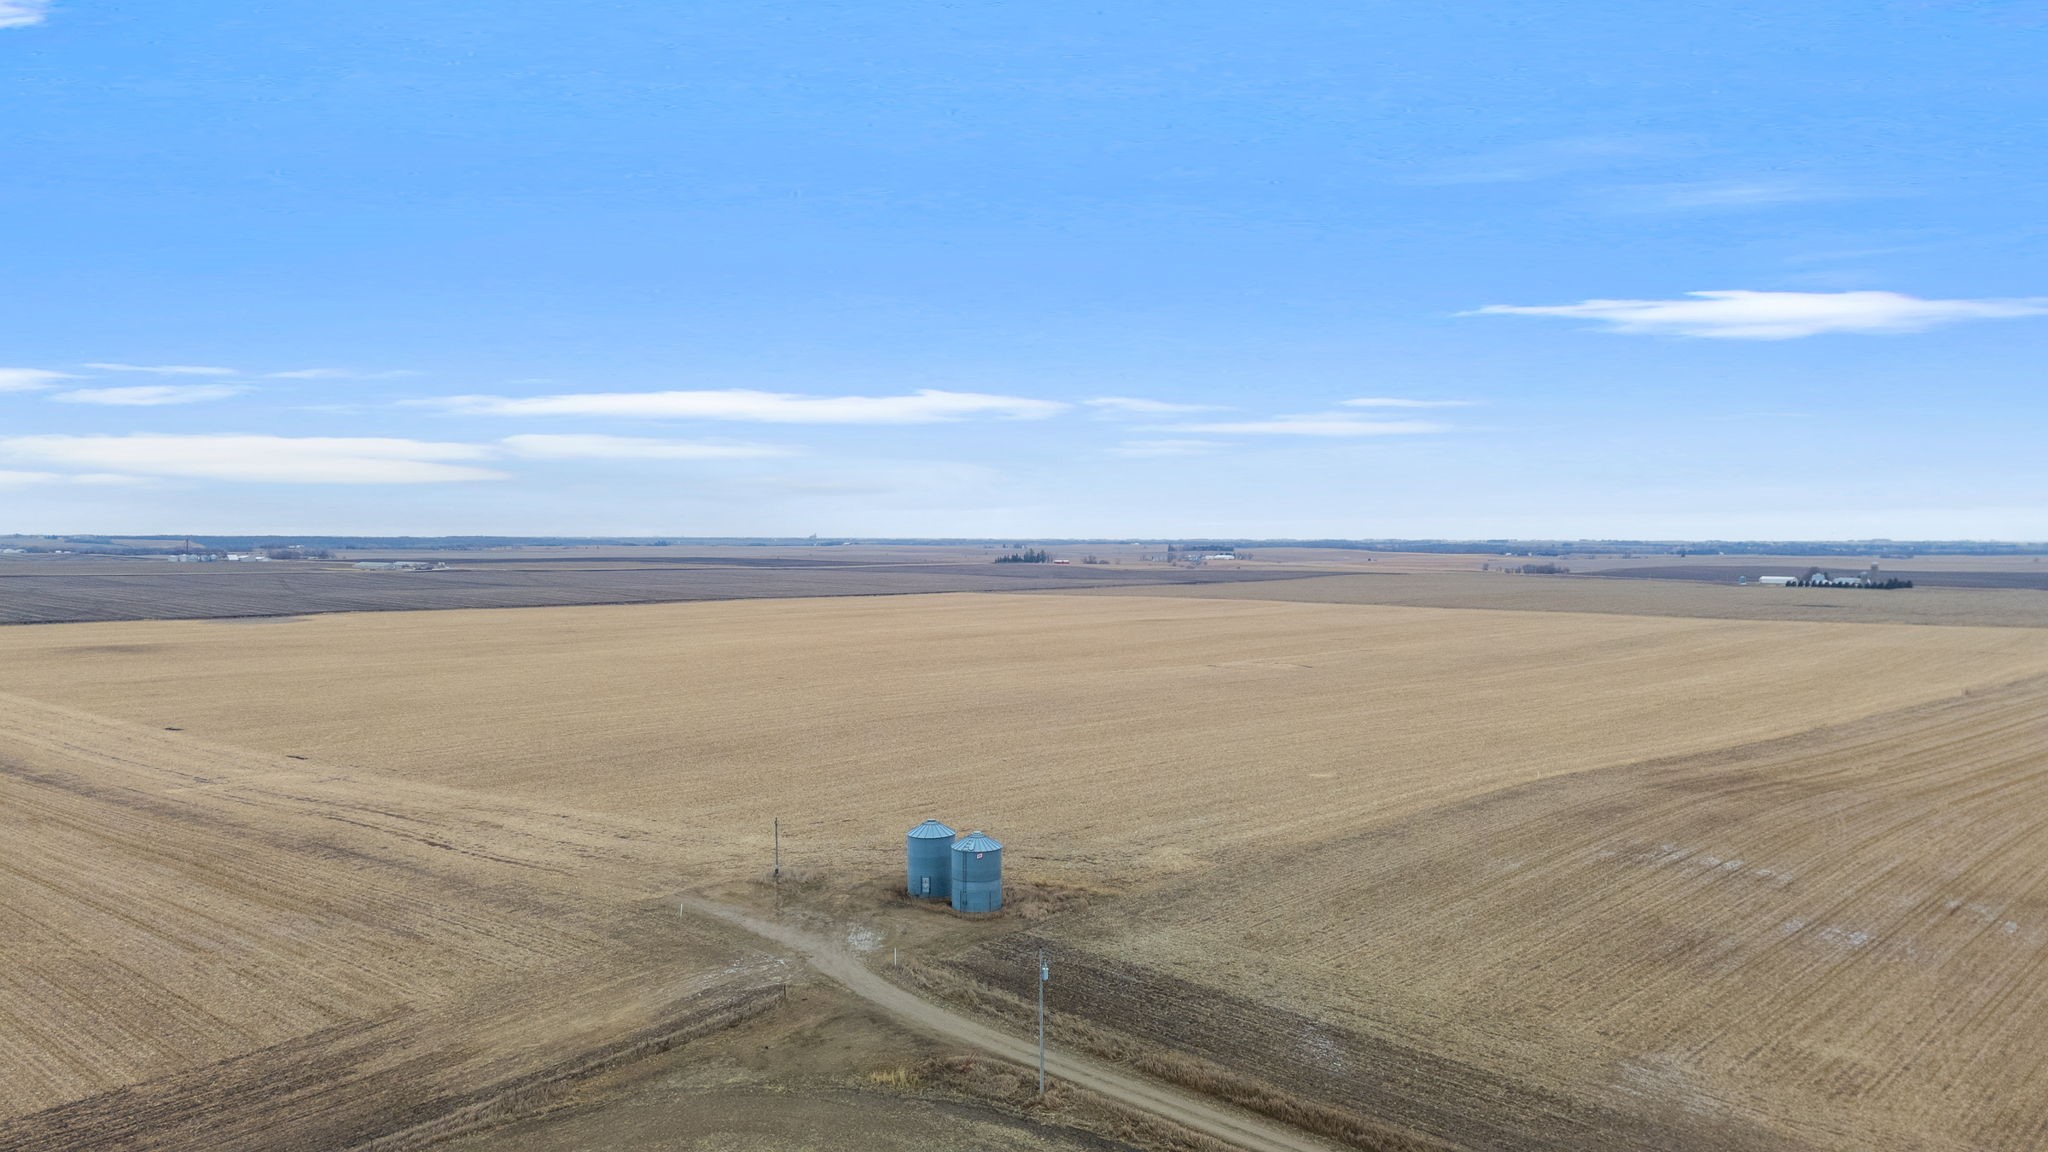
679;897;1340;1152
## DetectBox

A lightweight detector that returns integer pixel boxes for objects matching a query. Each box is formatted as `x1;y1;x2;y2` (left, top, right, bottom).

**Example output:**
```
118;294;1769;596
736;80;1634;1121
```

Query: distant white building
1757;575;1798;586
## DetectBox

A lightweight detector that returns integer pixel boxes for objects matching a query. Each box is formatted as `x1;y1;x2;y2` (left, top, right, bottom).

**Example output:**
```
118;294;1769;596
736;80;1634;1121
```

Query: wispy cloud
1083;397;1227;416
1110;439;1223;457
0;469;143;487
1595;179;1854;214
1466;290;2048;339
0;1;50;29
1157;416;1446;437
500;434;796;460
0;435;506;484
82;362;240;376
53;384;247;406
0;368;75;392
1413;135;1681;186
429;388;1067;423
1341;397;1477;409
266;368;418;380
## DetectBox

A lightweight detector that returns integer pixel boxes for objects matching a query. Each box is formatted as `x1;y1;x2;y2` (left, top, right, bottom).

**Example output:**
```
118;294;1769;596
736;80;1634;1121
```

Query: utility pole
773;818;781;879
1037;947;1049;1094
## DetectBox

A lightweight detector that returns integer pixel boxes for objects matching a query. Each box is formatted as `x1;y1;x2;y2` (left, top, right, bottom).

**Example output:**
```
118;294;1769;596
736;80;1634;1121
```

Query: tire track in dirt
991;677;2048;1151
0;694;783;1148
679;896;1348;1152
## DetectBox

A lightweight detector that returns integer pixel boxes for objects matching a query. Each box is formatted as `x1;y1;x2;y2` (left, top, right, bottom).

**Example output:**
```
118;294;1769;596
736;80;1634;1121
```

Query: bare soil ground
1573;553;2048;574
1221;549;1505;572
0;695;788;1150
1;595;2035;869
441;981;1146;1152
677;895;1352;1152
1586;564;2048;589
0;690;1187;1152
5;591;2048;1149
1060;570;2048;627
945;675;2048;1150
0;555;1305;625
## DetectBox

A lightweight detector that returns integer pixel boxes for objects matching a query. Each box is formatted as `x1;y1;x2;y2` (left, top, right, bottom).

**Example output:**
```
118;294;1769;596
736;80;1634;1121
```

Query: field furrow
4;592;2046;1149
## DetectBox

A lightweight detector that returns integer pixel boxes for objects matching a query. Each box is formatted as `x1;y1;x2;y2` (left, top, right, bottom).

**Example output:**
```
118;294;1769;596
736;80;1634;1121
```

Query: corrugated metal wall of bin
949;831;1003;912
905;819;956;899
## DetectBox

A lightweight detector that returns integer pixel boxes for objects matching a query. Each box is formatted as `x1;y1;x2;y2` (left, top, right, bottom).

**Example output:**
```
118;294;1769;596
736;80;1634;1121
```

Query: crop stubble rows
961;676;2048;1150
0;695;782;1149
3;592;2047;1149
0;559;1307;625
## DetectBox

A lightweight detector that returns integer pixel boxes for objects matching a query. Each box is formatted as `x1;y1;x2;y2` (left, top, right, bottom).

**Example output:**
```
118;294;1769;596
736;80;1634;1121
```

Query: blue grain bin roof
907;819;957;839
951;831;1003;853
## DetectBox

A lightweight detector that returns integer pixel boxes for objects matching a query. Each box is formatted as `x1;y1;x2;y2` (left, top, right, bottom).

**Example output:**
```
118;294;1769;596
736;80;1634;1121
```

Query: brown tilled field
0;552;1305;625
1064;570;2048;628
3;590;2047;1149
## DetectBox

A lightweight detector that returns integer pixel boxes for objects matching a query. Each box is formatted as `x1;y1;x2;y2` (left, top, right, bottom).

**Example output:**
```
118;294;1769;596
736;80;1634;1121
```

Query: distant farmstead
1745;565;1912;590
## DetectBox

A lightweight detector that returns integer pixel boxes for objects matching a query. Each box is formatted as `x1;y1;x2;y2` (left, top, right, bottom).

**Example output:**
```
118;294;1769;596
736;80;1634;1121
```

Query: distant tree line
995;549;1052;564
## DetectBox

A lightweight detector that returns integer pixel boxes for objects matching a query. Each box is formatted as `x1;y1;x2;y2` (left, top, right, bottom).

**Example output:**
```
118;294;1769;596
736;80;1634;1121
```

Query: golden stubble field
0;692;787;1151
4;591;2047;1149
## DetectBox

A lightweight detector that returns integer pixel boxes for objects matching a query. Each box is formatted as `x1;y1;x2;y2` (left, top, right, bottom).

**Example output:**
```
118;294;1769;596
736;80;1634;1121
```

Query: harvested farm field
1578;563;2048;590
950;673;2048;1151
5;591;2048;1150
0;554;1308;625
0;694;787;1150
1060;570;2048;627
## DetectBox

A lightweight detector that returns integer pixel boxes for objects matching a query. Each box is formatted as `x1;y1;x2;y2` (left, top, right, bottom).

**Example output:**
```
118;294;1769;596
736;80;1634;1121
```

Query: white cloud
0;368;74;392
1598;179;1847;213
1159;416;1446;437
0;435;505;484
1341;397;1477;409
1083;397;1227;415
0;468;150;487
82;362;240;376
53;384;247;406
0;1;50;29
500;434;795;460
267;368;418;380
1414;135;1680;186
1110;439;1223;457
430;388;1068;423
1466;290;2048;339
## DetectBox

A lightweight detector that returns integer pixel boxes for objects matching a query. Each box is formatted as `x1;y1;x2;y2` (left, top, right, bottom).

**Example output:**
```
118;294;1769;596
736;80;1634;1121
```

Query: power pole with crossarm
1038;948;1049;1093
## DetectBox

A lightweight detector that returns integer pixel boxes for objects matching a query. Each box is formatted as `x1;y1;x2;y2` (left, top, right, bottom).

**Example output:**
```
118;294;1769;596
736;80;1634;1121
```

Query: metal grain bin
905;819;957;899
949;830;1003;913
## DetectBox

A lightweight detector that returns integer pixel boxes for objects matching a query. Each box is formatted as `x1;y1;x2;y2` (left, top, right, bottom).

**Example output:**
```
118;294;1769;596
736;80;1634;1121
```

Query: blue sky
3;1;2045;538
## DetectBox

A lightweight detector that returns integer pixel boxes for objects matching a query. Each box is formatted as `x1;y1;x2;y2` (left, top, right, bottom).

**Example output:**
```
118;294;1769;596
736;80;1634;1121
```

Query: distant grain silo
905;819;957;900
949;830;1003;913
